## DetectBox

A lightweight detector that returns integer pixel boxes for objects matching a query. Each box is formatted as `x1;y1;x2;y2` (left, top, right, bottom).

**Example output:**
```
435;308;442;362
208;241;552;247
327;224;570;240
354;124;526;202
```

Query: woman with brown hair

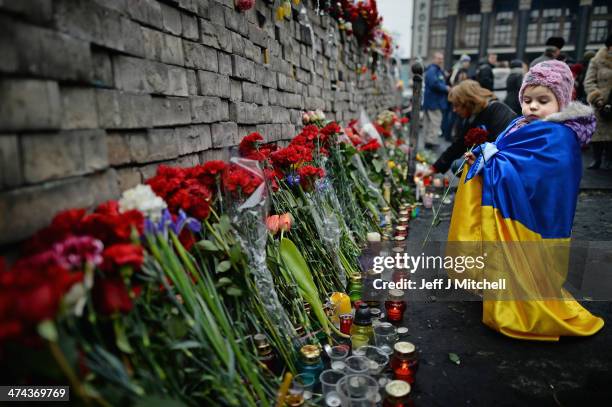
425;80;517;174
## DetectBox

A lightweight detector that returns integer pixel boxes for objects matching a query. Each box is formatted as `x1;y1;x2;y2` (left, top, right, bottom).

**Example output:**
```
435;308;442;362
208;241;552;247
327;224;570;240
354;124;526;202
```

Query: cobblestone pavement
401;146;612;406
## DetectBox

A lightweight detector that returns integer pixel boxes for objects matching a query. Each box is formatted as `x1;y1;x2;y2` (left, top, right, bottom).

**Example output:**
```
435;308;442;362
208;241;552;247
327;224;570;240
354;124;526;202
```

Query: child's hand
464;152;476;165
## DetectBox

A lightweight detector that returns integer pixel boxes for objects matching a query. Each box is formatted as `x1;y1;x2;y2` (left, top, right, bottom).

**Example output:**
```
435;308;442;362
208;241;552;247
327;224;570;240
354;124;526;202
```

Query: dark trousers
592;141;612;163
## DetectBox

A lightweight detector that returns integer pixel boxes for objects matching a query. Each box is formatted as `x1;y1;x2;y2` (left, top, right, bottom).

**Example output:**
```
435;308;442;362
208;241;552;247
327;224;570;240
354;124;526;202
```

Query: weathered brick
208;1;225;25
230;32;246;57
0;135;22;188
256;65;278;88
211;122;238;147
248;22;269;47
280;92;303;109
91;50;114;88
244;40;262;63
183;41;219;71
21;130;108;183
197;70;230;98
0;80;61;131
218;52;232;75
199;19;219;49
116;167;142;191
160;3;182;35
1;16;92;81
258;106;272;123
0;0;52;23
191;96;229;123
141;26;184;65
224;6;248;35
178;0;200;14
129;129;179;163
270;106;290;123
231;55;255;81
199;148;229;163
186;70;199;95
230;79;242;102
55;0;123;50
96;89;153;129
150;97;192;127
229;102;259;124
181;13;199;40
280;124;296;140
60;87;98;129
89;169;120;205
242;82;264;104
121;17;146;57
0;178;94;244
106;131;131;166
278;73;296;92
268;88;279;105
113;55;188;96
176;125;211;155
127;0;163;29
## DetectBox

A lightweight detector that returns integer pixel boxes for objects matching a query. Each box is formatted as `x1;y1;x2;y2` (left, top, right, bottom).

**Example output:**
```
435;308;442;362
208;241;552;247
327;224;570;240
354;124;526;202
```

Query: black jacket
504;70;523;115
476;62;494;91
433;101;517;173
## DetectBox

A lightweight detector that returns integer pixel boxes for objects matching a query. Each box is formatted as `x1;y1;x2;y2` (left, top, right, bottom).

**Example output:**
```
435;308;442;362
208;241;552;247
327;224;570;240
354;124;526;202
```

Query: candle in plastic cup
344;356;370;375
320;369;346;397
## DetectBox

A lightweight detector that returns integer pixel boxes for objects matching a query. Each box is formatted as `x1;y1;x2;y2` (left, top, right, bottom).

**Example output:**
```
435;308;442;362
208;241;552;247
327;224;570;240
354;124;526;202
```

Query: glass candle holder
320;369;346;405
352;345;389;376
374;322;398;356
344;356;370;375
336;374;379;407
329;345;350;371
293;373;316;401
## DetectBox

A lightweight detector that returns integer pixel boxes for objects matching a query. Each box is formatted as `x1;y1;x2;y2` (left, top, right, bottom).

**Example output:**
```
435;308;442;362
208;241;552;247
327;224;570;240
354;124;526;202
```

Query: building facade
412;0;612;67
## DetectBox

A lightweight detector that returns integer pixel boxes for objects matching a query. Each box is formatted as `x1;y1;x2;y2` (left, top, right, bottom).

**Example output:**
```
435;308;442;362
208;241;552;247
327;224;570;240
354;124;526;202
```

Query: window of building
464;26;480;47
589;19;609;42
530;10;540;21
496;11;513;22
527;24;539;45
430;28;447;49
466;14;481;23
542;8;562;19
493;25;513;46
593;6;608;15
541;22;560;42
562;22;571;41
432;0;448;19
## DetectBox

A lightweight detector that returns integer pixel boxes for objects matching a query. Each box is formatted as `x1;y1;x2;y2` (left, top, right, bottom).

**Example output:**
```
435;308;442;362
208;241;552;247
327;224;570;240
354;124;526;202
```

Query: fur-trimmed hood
544;101;596;146
593;47;612;69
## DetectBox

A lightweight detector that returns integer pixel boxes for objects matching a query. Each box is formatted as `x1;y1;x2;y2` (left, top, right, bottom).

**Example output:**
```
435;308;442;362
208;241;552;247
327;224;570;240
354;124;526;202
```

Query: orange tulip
266;215;280;235
278;213;293;232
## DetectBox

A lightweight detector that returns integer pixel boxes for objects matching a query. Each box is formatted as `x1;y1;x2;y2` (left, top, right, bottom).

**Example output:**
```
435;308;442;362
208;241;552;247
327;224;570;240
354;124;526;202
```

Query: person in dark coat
476;53;497;91
424;80;517;174
422;52;449;149
504;59;524;115
530;36;565;67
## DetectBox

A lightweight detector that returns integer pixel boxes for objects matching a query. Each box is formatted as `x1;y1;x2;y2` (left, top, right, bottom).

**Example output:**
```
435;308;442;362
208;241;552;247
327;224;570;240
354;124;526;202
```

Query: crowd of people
421;34;612;175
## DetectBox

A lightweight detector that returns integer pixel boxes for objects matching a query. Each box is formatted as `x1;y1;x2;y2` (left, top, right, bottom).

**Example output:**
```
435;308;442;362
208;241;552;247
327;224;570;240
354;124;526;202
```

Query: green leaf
218;215;232;235
226;286;242;296
133;396;189;407
449;352;461;365
113;318;133;354
196;240;219;251
216;260;232;273
216;277;232;287
433;217;442;227
372;158;384;172
229;243;243;266
171;340;204;350
37;320;58;342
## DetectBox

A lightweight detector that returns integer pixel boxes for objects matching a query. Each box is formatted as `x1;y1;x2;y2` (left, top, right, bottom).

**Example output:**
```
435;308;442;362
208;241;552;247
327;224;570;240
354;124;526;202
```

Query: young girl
448;60;604;341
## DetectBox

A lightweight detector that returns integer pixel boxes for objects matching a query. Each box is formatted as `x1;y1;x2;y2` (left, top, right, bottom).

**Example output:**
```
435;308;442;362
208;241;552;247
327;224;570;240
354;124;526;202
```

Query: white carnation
119;184;167;221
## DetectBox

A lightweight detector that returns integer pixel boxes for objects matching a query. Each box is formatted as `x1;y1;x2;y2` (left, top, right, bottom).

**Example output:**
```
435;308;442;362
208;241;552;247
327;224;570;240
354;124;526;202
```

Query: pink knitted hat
519;60;574;109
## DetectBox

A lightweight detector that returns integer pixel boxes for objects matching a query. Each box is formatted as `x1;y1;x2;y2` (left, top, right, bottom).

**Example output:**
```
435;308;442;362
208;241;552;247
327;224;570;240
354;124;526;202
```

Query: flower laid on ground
53;236;103;270
223;163;264;198
118;184;167;221
297;165;325;191
359;139;381;152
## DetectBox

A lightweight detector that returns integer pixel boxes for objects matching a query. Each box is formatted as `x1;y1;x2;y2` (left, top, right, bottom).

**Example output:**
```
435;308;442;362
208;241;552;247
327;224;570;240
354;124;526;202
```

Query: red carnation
101;244;144;273
23;208;87;255
223;164;264;197
297;165;325;191
93;278;136;315
189;160;227;187
359;139;381;152
464;127;489;147
320;122;341;137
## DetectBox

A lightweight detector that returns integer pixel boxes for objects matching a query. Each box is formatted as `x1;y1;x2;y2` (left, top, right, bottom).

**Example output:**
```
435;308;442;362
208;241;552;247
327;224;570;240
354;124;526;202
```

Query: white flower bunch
119;184;167;221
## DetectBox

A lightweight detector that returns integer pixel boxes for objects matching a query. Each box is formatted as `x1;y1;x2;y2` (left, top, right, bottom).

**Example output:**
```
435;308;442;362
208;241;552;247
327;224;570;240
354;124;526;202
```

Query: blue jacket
423;64;449;111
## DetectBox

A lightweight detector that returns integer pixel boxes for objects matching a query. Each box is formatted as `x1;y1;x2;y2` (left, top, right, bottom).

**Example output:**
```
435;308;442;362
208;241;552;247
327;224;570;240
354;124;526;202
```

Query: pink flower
266;215;280;235
53;236;104;270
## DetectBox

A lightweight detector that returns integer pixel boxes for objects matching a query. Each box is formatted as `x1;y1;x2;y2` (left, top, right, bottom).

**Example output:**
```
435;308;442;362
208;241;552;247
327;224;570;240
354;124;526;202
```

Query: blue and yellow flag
448;118;604;341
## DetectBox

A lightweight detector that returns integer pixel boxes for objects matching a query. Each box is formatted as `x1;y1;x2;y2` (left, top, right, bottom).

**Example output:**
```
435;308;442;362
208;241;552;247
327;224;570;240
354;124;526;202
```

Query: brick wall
0;0;399;246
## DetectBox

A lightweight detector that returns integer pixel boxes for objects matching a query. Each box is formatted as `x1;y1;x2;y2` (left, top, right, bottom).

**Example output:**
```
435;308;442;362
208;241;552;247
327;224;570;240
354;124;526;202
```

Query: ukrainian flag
447;118;604;341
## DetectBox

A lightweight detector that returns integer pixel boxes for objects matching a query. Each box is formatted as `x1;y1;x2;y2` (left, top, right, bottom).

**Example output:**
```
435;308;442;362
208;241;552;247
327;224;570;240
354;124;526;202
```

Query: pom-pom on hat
545;36;565;50
519;60;574;110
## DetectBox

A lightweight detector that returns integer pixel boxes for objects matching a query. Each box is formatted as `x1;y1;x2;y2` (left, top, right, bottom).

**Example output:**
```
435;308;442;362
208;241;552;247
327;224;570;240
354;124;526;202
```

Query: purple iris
144;209;201;237
286;173;301;187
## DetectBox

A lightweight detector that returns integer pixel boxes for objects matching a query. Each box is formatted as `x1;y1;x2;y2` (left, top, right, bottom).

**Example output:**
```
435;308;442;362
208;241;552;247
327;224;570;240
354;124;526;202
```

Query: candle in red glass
385;289;406;323
383;380;415;407
339;313;353;335
390;342;418;384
